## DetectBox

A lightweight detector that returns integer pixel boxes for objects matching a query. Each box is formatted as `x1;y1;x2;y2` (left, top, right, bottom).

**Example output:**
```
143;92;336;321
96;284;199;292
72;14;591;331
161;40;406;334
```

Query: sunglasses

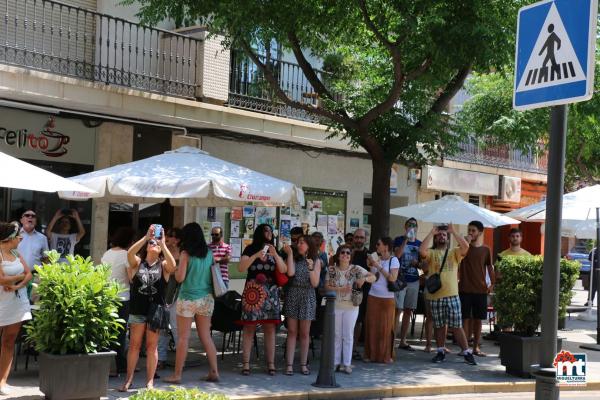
211;233;220;237
340;250;352;255
22;213;36;218
148;240;159;246
407;223;417;227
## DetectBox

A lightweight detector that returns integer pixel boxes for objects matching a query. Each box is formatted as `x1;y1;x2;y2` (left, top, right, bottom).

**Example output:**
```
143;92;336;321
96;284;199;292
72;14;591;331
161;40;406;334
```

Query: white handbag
211;263;228;298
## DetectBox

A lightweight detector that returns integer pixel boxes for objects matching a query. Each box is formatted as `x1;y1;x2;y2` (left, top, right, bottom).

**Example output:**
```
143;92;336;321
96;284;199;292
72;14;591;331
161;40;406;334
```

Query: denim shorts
128;314;148;324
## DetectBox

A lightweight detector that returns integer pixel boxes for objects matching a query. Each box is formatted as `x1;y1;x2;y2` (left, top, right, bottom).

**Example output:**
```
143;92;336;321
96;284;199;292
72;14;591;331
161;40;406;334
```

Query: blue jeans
158;303;178;361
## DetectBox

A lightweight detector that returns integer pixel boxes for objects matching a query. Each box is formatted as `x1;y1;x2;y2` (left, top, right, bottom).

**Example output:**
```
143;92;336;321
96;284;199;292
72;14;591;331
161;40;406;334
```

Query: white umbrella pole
578;251;596;321
132;203;140;232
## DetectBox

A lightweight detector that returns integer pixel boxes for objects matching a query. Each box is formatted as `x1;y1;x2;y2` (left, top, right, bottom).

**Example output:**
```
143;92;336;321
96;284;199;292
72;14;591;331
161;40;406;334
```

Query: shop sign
422;165;499;196
0;107;96;165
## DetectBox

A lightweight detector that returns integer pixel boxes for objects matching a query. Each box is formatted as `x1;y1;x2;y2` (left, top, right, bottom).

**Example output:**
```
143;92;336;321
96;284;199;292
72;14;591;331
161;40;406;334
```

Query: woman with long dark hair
363;236;399;364
118;225;176;392
283;235;321;376
238;224;287;376
0;221;32;395
164;222;219;383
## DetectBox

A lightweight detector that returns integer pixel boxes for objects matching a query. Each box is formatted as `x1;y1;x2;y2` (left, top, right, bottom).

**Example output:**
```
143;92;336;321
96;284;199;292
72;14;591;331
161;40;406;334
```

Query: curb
229;380;600;400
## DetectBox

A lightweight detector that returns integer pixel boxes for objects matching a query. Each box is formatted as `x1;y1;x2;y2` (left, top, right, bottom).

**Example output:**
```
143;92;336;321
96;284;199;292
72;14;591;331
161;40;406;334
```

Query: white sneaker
0;385;13;396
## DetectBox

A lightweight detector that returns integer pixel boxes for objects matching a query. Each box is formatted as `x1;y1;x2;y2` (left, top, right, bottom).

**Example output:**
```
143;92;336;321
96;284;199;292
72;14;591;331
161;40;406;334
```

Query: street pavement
3;280;599;400
383;392;600;400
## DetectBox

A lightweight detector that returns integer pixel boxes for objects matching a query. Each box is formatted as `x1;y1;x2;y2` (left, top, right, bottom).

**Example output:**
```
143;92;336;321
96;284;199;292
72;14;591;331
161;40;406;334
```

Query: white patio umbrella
58;146;304;207
0;150;96;193
390;195;520;228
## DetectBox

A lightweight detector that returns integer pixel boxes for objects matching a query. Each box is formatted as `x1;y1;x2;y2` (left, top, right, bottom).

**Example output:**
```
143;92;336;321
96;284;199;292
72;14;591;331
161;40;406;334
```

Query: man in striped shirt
208;226;231;287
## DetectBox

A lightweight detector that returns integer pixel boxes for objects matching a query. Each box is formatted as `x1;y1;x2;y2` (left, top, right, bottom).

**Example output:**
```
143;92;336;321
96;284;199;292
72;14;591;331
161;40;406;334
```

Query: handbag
211;262;228;298
274;267;289;287
386;256;406;292
147;302;170;332
425;247;449;294
348;266;363;306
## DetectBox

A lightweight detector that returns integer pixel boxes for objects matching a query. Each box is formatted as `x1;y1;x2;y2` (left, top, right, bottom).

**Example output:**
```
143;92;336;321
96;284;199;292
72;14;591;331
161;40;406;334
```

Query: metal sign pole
534;104;568;400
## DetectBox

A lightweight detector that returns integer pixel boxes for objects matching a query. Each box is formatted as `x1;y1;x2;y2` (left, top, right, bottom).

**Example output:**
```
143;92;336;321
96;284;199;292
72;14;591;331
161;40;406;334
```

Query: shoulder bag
425;247;449;294
211;262;228;298
386;256;406;292
349;266;364;306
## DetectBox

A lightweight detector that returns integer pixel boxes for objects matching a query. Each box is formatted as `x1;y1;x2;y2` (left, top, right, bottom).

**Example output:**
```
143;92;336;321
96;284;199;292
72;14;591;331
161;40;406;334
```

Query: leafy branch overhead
129;0;524;162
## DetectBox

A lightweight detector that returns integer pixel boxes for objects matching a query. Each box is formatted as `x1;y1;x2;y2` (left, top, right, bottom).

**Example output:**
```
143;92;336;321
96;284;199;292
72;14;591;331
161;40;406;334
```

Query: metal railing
446;137;548;173
0;0;200;98
228;49;326;123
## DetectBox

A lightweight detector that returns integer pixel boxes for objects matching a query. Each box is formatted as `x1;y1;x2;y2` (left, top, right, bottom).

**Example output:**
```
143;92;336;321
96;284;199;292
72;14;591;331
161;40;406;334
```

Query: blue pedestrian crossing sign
513;0;597;110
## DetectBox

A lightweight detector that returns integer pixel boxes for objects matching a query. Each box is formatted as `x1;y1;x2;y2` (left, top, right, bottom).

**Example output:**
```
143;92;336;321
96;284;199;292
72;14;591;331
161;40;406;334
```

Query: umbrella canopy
0;151;96;194
59;146;304;207
390;195;520;228
506;185;600;222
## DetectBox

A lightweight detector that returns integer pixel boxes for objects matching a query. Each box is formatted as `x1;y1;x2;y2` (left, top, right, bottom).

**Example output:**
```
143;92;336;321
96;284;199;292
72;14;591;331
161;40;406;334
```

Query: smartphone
154;224;163;239
61;208;72;216
262;245;269;257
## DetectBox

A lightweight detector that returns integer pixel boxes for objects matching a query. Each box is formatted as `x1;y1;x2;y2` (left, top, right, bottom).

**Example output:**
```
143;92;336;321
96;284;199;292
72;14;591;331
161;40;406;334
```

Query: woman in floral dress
238;224;288;375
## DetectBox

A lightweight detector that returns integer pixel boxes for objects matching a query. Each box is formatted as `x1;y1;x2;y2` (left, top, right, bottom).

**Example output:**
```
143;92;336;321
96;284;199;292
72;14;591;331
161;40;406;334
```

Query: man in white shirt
17;209;49;270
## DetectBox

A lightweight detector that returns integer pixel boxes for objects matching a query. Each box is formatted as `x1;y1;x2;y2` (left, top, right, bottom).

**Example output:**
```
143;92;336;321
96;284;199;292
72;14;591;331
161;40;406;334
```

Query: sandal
162;376;182;384
204;374;220;382
300;364;310;375
117;382;133;393
241;361;251;376
473;350;487;357
398;343;415;351
285;364;294;376
267;363;276;376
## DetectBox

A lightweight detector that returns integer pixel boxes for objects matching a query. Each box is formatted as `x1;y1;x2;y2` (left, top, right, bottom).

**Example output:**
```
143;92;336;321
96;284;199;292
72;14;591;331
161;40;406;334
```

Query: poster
337;214;345;234
279;219;291;243
230;238;242;262
230;220;240;238
327;235;345;256
350;218;360;229
327;215;338;235
255;207;277;227
231;207;243;221
307;200;323;212
317;214;328;231
243;206;255;218
244;218;255;234
242;238;253;253
290;218;301;228
280;206;291;216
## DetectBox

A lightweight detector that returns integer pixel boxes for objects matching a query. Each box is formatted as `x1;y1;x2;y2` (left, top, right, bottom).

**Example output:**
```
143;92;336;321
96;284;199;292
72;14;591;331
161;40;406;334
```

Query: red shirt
208;241;232;282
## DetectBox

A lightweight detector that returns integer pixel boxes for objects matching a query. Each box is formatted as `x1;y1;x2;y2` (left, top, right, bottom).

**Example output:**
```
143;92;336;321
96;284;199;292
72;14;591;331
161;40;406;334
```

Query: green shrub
130;388;229;400
494;255;579;336
26;251;124;354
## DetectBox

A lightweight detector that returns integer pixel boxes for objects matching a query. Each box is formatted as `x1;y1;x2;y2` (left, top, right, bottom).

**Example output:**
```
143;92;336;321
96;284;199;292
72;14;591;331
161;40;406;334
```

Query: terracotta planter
39;351;115;399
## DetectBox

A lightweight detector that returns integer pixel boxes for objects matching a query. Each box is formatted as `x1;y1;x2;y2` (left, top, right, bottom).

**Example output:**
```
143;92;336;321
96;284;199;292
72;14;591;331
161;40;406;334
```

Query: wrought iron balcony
0;0;200;98
445;138;548;174
228;49;325;123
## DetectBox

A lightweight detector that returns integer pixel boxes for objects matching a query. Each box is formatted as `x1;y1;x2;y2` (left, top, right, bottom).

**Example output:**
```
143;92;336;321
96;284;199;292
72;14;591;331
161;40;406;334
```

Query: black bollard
312;291;339;388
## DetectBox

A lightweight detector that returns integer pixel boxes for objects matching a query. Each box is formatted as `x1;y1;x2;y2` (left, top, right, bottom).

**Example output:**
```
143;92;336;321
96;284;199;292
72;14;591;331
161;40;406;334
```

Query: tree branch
357;0;394;50
428;64;472;116
405;58;432;81
239;40;354;128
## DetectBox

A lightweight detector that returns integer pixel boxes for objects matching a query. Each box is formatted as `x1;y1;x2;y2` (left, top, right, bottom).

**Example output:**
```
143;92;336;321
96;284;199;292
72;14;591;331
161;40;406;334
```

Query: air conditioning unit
408;168;422;180
498;176;522;202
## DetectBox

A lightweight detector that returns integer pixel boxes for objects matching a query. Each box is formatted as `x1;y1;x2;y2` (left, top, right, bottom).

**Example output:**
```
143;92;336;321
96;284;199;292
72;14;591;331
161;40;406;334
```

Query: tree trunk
368;156;392;250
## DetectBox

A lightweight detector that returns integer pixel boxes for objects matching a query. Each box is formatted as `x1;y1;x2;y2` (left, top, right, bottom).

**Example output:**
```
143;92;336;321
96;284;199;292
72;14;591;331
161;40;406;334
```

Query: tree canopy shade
456;63;600;189
128;0;527;246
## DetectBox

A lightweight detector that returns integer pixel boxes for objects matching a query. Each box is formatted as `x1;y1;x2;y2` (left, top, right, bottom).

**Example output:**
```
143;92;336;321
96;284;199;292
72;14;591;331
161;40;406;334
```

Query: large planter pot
498;333;562;378
39;351;115;400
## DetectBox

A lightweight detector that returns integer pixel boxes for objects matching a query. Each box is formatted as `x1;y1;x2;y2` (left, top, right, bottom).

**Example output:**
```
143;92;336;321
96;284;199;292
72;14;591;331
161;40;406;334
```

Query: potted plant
494;255;579;378
26;251;124;399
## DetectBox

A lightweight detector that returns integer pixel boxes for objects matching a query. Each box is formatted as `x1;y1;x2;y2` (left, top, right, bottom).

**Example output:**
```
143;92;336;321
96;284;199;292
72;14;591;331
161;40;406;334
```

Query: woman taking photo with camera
118;225;175;392
363;237;399;364
0;221;33;395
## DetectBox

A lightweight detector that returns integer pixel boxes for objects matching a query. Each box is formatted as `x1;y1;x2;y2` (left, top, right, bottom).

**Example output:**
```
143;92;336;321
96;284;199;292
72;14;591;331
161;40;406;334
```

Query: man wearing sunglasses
17;209;49;271
208;226;231;288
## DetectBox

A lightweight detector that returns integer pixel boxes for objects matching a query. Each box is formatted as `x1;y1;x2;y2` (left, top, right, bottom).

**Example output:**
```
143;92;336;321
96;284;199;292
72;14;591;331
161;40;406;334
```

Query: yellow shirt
499;248;531;257
425;247;464;300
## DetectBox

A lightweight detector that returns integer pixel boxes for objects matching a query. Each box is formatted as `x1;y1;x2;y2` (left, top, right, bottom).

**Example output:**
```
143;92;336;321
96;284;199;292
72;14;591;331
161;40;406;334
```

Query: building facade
0;0;547;262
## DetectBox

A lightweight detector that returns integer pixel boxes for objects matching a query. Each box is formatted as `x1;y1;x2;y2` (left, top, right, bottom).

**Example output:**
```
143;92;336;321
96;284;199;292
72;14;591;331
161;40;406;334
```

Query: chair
211;291;243;360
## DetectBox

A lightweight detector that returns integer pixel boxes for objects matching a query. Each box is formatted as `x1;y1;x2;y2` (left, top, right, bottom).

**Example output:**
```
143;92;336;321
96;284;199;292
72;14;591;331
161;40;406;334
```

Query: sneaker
431;351;445;363
464;352;477;365
0;385;13;396
344;365;352;374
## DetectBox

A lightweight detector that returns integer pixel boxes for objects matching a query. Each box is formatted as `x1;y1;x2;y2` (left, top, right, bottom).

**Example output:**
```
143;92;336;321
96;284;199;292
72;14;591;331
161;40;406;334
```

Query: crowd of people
0;207;538;394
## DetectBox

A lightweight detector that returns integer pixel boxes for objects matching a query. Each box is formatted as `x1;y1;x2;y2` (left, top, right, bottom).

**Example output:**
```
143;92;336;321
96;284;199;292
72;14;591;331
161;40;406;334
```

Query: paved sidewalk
4;284;599;400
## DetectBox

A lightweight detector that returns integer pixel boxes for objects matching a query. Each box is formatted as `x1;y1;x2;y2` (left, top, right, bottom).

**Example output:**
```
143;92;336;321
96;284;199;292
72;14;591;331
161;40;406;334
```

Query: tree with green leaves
456;61;600;189
129;0;526;247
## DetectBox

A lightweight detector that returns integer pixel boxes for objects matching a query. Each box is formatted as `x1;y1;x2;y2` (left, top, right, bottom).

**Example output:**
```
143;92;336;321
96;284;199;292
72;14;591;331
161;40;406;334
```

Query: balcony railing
228;49;326;123
445;138;548;174
0;0;200;98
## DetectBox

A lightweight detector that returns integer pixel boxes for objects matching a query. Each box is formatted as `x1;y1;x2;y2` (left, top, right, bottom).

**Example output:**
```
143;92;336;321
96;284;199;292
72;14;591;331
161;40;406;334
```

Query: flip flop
398;343;415;351
117;383;133;392
204;375;220;382
162;376;182;384
473;350;487;357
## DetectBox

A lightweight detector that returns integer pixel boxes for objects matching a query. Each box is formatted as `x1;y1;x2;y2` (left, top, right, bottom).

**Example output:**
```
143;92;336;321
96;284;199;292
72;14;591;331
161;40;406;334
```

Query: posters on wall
327;215;338;235
350;218;360;229
231;207;243;221
242;238;253;253
279;219;291;243
230;238;242;262
307;200;323;212
243;206;255;218
244;218;255;235
230;220;240;238
255;207;277;227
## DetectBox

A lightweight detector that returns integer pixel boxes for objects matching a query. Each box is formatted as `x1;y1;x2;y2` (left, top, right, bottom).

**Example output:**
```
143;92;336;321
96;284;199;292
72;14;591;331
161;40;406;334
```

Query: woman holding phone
238;224;287;376
363;237;399;364
118;225;176;392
